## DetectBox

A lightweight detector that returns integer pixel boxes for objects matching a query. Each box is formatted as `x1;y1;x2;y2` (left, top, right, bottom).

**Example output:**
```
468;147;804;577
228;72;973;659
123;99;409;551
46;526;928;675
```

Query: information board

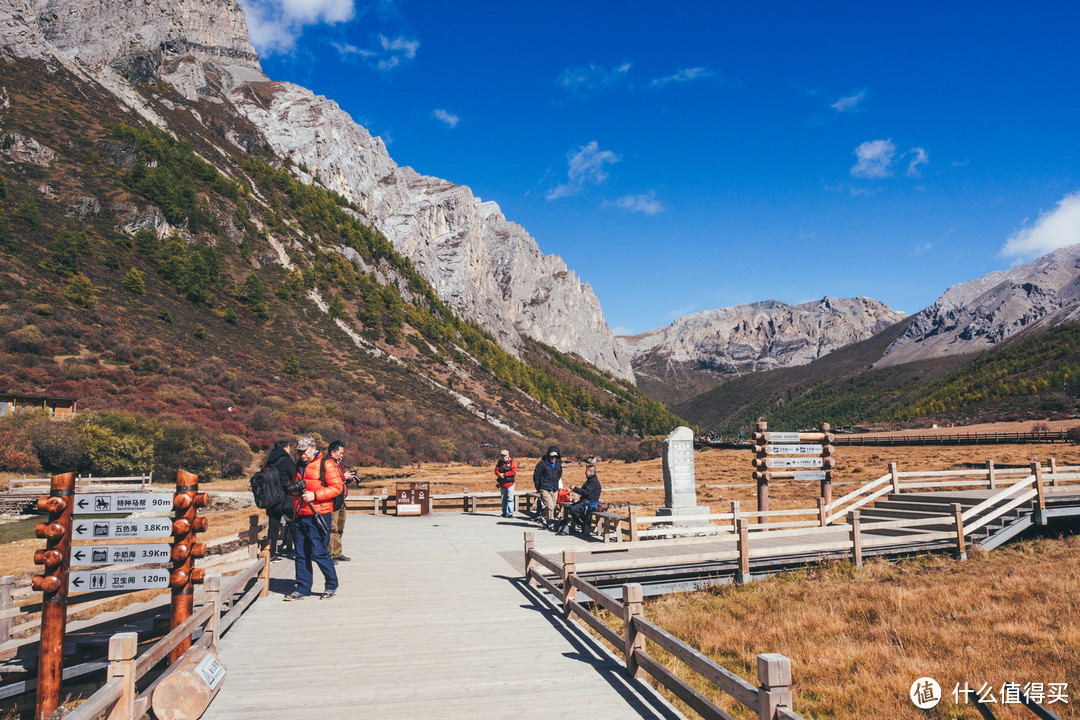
70;544;172;566
73;518;173;539
766;444;823;455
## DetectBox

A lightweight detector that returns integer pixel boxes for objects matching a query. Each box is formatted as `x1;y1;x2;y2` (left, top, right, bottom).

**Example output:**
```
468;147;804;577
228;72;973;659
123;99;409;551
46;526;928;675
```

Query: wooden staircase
860;491;1037;551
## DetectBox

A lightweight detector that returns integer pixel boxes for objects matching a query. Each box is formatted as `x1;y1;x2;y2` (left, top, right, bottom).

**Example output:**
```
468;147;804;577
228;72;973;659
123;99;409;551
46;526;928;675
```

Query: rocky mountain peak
876;243;1080;367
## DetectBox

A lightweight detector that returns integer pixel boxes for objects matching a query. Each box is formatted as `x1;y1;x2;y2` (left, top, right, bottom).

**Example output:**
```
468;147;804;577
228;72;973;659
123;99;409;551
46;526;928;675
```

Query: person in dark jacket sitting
560;464;602;535
532;446;562;529
263;440;295;560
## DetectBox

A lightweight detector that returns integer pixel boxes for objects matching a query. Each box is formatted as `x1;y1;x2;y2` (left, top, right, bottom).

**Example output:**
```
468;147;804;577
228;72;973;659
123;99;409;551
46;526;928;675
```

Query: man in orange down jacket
284;436;343;601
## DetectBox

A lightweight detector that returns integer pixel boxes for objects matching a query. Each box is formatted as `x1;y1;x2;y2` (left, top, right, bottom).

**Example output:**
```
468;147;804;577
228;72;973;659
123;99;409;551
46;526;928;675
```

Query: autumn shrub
208;434;253;478
638;435;664;460
6;324;46;352
121;267;145;294
153;421;213;480
0;429;42;472
73;412;157;475
23;417;86;473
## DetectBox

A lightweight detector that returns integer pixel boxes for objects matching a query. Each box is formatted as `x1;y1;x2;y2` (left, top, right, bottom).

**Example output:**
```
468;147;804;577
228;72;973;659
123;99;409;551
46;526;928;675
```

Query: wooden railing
524;534;804;720
7;473;154;490
832;430;1071;446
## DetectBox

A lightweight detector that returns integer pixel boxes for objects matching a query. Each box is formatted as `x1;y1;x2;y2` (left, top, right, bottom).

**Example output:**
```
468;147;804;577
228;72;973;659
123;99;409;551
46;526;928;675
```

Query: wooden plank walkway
202;512;683;720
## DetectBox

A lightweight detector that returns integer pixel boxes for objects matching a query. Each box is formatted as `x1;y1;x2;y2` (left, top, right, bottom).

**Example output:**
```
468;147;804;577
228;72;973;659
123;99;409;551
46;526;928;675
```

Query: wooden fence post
623;583;646;679
0;575;13;644
562;551;577;620
848;510;862;568
737;518;750;584
463;488;469;513
106;632;138;720
257;518;270;599
471;494;478;513
730;500;740;534
757;653;793;720
986;458;996;490
1049;457;1058;487
205;574;221;650
889;462;900;494
818;497;827;527
952;503;966;561
1031;461;1047;525
524;533;537;586
247;515;259;560
628;506;639;542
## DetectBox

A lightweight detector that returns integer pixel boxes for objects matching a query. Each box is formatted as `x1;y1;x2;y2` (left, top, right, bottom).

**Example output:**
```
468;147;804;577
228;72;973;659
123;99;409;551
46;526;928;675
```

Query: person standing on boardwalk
532;446;562;530
327;440;356;563
263;440;295;561
284;436;342;601
495;449;517;518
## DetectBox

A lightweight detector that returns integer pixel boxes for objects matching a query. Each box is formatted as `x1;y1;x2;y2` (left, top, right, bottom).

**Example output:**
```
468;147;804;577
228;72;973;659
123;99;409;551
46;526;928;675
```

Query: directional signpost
752;422;836;524
33;471;207;720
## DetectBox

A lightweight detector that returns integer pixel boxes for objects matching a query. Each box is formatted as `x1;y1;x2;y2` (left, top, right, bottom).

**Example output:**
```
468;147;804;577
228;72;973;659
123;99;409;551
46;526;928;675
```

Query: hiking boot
335;555;352;562
320;589;336;600
283;591;306;602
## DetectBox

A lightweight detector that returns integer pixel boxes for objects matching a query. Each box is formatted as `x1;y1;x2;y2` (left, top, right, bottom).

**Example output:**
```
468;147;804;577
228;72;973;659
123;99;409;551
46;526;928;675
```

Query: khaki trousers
540;489;557;524
329;504;347;558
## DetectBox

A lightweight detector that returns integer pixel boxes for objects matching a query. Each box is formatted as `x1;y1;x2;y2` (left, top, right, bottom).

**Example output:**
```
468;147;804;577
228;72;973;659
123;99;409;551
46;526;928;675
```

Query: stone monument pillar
656;426;708;521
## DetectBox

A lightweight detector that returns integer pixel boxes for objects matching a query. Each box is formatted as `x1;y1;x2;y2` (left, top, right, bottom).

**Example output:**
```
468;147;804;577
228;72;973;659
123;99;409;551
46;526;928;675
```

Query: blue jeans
293;514;337;595
500;484;515;516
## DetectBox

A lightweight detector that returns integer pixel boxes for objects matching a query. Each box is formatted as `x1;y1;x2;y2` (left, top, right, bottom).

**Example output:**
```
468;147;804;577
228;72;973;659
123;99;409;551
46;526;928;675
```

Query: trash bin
395;482;430;516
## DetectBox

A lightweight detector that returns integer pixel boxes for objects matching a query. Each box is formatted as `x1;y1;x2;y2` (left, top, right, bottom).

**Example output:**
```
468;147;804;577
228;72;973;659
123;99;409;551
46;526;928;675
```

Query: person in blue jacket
532;446;562;530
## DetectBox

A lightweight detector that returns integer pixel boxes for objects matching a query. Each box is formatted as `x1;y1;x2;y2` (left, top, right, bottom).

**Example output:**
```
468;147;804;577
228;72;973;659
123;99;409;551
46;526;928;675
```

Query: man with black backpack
253;440;294;561
327;440;356;563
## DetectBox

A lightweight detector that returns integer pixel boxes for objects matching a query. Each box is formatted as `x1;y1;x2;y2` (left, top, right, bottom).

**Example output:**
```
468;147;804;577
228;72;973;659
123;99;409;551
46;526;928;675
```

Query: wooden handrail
134;603;214;679
824;474;891;513
63;678;124;720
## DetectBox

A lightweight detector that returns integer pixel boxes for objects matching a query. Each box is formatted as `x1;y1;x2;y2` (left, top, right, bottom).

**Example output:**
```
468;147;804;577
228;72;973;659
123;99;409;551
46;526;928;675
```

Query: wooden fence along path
697;429;1071;448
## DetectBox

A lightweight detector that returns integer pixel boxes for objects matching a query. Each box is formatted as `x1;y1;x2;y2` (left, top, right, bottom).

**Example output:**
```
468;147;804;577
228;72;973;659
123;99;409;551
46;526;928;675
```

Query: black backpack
319;457;347;511
250;466;285;511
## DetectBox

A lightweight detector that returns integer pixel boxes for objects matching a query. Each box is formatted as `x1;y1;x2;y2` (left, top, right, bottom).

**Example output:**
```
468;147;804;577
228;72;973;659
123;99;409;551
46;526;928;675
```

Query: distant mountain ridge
621;297;906;404
878;243;1080;367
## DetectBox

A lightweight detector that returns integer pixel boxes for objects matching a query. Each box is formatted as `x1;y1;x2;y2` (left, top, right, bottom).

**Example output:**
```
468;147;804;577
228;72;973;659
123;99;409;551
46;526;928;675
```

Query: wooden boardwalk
202;512;683;720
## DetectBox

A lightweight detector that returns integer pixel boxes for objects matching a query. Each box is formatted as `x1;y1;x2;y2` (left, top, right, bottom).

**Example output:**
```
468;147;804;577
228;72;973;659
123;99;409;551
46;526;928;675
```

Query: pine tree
121;267;146;294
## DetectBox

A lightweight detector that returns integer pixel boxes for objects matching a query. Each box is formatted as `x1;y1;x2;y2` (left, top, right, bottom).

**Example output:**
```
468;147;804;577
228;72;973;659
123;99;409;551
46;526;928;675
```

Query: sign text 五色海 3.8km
72;517;173;539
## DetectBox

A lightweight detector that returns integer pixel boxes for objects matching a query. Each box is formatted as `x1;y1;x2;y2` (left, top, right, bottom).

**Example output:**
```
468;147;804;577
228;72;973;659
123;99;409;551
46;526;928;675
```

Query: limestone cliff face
226;82;632;379
0;0;633;379
877;244;1080;367
623;297;905;388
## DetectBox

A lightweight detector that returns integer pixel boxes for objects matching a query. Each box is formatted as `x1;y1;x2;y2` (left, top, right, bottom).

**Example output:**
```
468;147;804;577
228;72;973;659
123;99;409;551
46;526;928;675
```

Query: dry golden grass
638;536;1080;719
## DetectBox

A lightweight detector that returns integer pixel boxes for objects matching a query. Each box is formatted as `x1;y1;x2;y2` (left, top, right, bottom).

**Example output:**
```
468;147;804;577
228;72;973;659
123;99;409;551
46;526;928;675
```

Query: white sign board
195;653;227;690
71;544;172;566
73;518;173;540
397;504;421;515
69;568;170;593
767;444;822;455
793;471;828;482
766;432;801;443
74;493;173;515
767;457;824;468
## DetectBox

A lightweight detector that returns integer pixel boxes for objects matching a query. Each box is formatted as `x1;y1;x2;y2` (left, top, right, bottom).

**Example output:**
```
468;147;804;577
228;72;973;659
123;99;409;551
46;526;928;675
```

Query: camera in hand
287;478;306;495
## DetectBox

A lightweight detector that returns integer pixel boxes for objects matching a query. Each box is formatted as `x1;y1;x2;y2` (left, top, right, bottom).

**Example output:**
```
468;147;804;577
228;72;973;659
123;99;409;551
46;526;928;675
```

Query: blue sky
239;0;1080;335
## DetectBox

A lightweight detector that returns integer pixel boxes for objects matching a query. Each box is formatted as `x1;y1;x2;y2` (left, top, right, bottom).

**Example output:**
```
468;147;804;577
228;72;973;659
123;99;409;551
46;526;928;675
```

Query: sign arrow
72;577;84;587
74;550;85;561
77;498;89;509
75;524;87;535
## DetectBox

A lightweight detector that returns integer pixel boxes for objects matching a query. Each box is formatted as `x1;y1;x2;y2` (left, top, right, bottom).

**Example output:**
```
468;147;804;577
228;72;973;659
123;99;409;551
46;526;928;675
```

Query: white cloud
906;147;929;176
610;326;636;337
650;66;714;87
556;63;632;93
547;141;621;200
851;139;896;178
241;0;356;53
831;90;866;113
1000;192;1080;260
432;108;460;129
615;191;664;215
913;242;932;254
331;41;373;58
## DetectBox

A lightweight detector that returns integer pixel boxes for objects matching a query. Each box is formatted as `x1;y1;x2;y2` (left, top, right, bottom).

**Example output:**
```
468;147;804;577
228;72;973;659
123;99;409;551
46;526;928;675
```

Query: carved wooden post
562;551;577;620
0;575;13;644
524;532;537;586
205;574;221;650
952;503;966;561
986;458;996;490
35;471;74;720
820;422;833;509
755;422;769;523
889;462;900;494
730;500;740;534
757;653;793;720
628;506;639;542
848;510;862;568
1031;461;1047;525
170;470;208;664
737;518;750;584
106;632;138;720
623;583;646;679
